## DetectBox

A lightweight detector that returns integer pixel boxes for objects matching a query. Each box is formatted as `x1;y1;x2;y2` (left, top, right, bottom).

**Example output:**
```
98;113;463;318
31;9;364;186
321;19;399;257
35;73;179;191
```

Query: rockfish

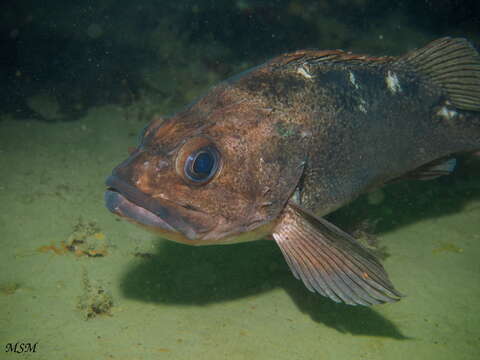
105;38;480;305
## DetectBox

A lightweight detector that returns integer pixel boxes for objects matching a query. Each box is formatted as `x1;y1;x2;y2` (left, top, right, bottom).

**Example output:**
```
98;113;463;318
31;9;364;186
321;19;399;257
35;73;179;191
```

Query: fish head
105;83;308;245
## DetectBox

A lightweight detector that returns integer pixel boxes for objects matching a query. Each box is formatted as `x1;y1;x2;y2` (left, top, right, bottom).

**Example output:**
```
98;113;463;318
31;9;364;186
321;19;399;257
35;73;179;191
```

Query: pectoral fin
272;202;402;306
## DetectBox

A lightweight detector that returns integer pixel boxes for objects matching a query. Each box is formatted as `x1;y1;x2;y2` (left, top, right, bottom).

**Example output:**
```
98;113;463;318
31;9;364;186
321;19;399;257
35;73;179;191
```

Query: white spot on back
297;65;312;79
349;71;359;89
358;98;367;113
300;129;312;138
386;71;402;94
437;106;458;121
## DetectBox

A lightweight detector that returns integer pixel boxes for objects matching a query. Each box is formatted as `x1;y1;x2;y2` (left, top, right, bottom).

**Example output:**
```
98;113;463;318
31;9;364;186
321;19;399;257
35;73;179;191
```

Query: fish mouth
105;175;214;241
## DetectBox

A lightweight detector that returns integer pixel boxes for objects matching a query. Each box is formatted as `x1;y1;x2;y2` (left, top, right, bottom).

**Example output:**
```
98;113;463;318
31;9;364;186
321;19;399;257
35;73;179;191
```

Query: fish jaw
105;189;175;232
105;174;279;245
105;175;219;244
105;188;277;246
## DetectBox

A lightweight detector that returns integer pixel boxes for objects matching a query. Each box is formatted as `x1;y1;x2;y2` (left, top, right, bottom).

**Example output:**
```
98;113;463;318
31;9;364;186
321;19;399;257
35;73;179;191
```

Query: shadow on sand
120;157;479;339
121;239;408;339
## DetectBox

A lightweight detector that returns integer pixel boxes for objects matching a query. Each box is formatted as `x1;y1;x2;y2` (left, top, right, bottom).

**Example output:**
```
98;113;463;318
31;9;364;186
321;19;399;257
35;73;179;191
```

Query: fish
105;37;480;306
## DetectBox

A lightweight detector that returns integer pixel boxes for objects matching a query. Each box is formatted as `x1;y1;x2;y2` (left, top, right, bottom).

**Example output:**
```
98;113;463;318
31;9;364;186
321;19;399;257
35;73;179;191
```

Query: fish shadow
120;239;407;339
120;159;480;339
330;156;480;239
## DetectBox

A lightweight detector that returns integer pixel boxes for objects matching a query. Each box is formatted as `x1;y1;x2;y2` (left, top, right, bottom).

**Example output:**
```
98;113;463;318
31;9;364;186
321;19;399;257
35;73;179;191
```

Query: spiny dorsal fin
394;37;480;112
272;49;395;67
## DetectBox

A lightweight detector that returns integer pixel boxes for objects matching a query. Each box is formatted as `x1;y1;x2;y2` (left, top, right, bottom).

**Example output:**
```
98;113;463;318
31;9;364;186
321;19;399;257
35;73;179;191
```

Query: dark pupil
184;145;219;183
193;151;213;176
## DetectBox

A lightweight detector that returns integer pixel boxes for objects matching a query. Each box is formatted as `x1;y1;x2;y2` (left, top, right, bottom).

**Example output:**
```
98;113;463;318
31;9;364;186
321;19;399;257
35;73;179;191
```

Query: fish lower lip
104;175;214;240
104;189;177;232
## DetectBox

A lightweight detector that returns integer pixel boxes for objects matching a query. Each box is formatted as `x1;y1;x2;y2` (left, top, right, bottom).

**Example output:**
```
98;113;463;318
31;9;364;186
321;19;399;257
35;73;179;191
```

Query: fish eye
176;137;222;185
184;146;220;183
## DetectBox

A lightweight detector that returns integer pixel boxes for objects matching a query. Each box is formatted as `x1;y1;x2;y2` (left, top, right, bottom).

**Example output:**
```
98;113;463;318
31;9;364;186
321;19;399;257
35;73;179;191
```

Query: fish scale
106;37;480;306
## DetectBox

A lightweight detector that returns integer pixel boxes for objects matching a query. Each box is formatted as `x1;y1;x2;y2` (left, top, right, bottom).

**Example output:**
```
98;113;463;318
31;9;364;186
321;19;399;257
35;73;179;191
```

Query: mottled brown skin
107;73;311;244
107;41;480;244
105;38;480;305
258;50;480;215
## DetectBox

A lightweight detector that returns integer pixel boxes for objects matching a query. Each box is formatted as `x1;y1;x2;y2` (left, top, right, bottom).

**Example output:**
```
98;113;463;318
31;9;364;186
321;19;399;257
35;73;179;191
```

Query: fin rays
300;231;383;305
273;202;403;306
299;217;401;303
395;37;480;111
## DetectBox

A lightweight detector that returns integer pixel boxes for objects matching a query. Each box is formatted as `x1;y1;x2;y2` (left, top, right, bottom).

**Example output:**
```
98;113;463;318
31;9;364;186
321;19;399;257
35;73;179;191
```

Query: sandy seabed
0;105;479;360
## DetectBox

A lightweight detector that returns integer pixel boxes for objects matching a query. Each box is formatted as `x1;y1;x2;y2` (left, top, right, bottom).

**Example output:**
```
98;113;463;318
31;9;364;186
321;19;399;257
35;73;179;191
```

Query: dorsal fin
270;49;395;67
394;37;480;112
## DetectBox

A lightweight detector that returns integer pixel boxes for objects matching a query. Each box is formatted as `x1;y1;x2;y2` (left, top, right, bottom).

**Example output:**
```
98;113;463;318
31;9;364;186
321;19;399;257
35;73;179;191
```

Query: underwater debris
77;269;114;320
133;252;155;259
37;244;68;255
38;218;109;258
0;282;21;296
432;242;464;254
351;218;391;260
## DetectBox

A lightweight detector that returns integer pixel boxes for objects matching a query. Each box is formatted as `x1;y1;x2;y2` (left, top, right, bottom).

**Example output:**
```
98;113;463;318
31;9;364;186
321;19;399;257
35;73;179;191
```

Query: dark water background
3;0;479;236
1;2;479;358
1;0;479;121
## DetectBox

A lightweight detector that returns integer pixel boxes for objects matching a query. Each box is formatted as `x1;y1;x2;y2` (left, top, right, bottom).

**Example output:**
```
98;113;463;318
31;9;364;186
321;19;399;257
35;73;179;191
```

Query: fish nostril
156;159;169;171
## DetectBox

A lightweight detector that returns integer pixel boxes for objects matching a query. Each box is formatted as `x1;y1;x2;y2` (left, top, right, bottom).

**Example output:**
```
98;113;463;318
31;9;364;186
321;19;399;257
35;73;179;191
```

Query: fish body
105;38;480;305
